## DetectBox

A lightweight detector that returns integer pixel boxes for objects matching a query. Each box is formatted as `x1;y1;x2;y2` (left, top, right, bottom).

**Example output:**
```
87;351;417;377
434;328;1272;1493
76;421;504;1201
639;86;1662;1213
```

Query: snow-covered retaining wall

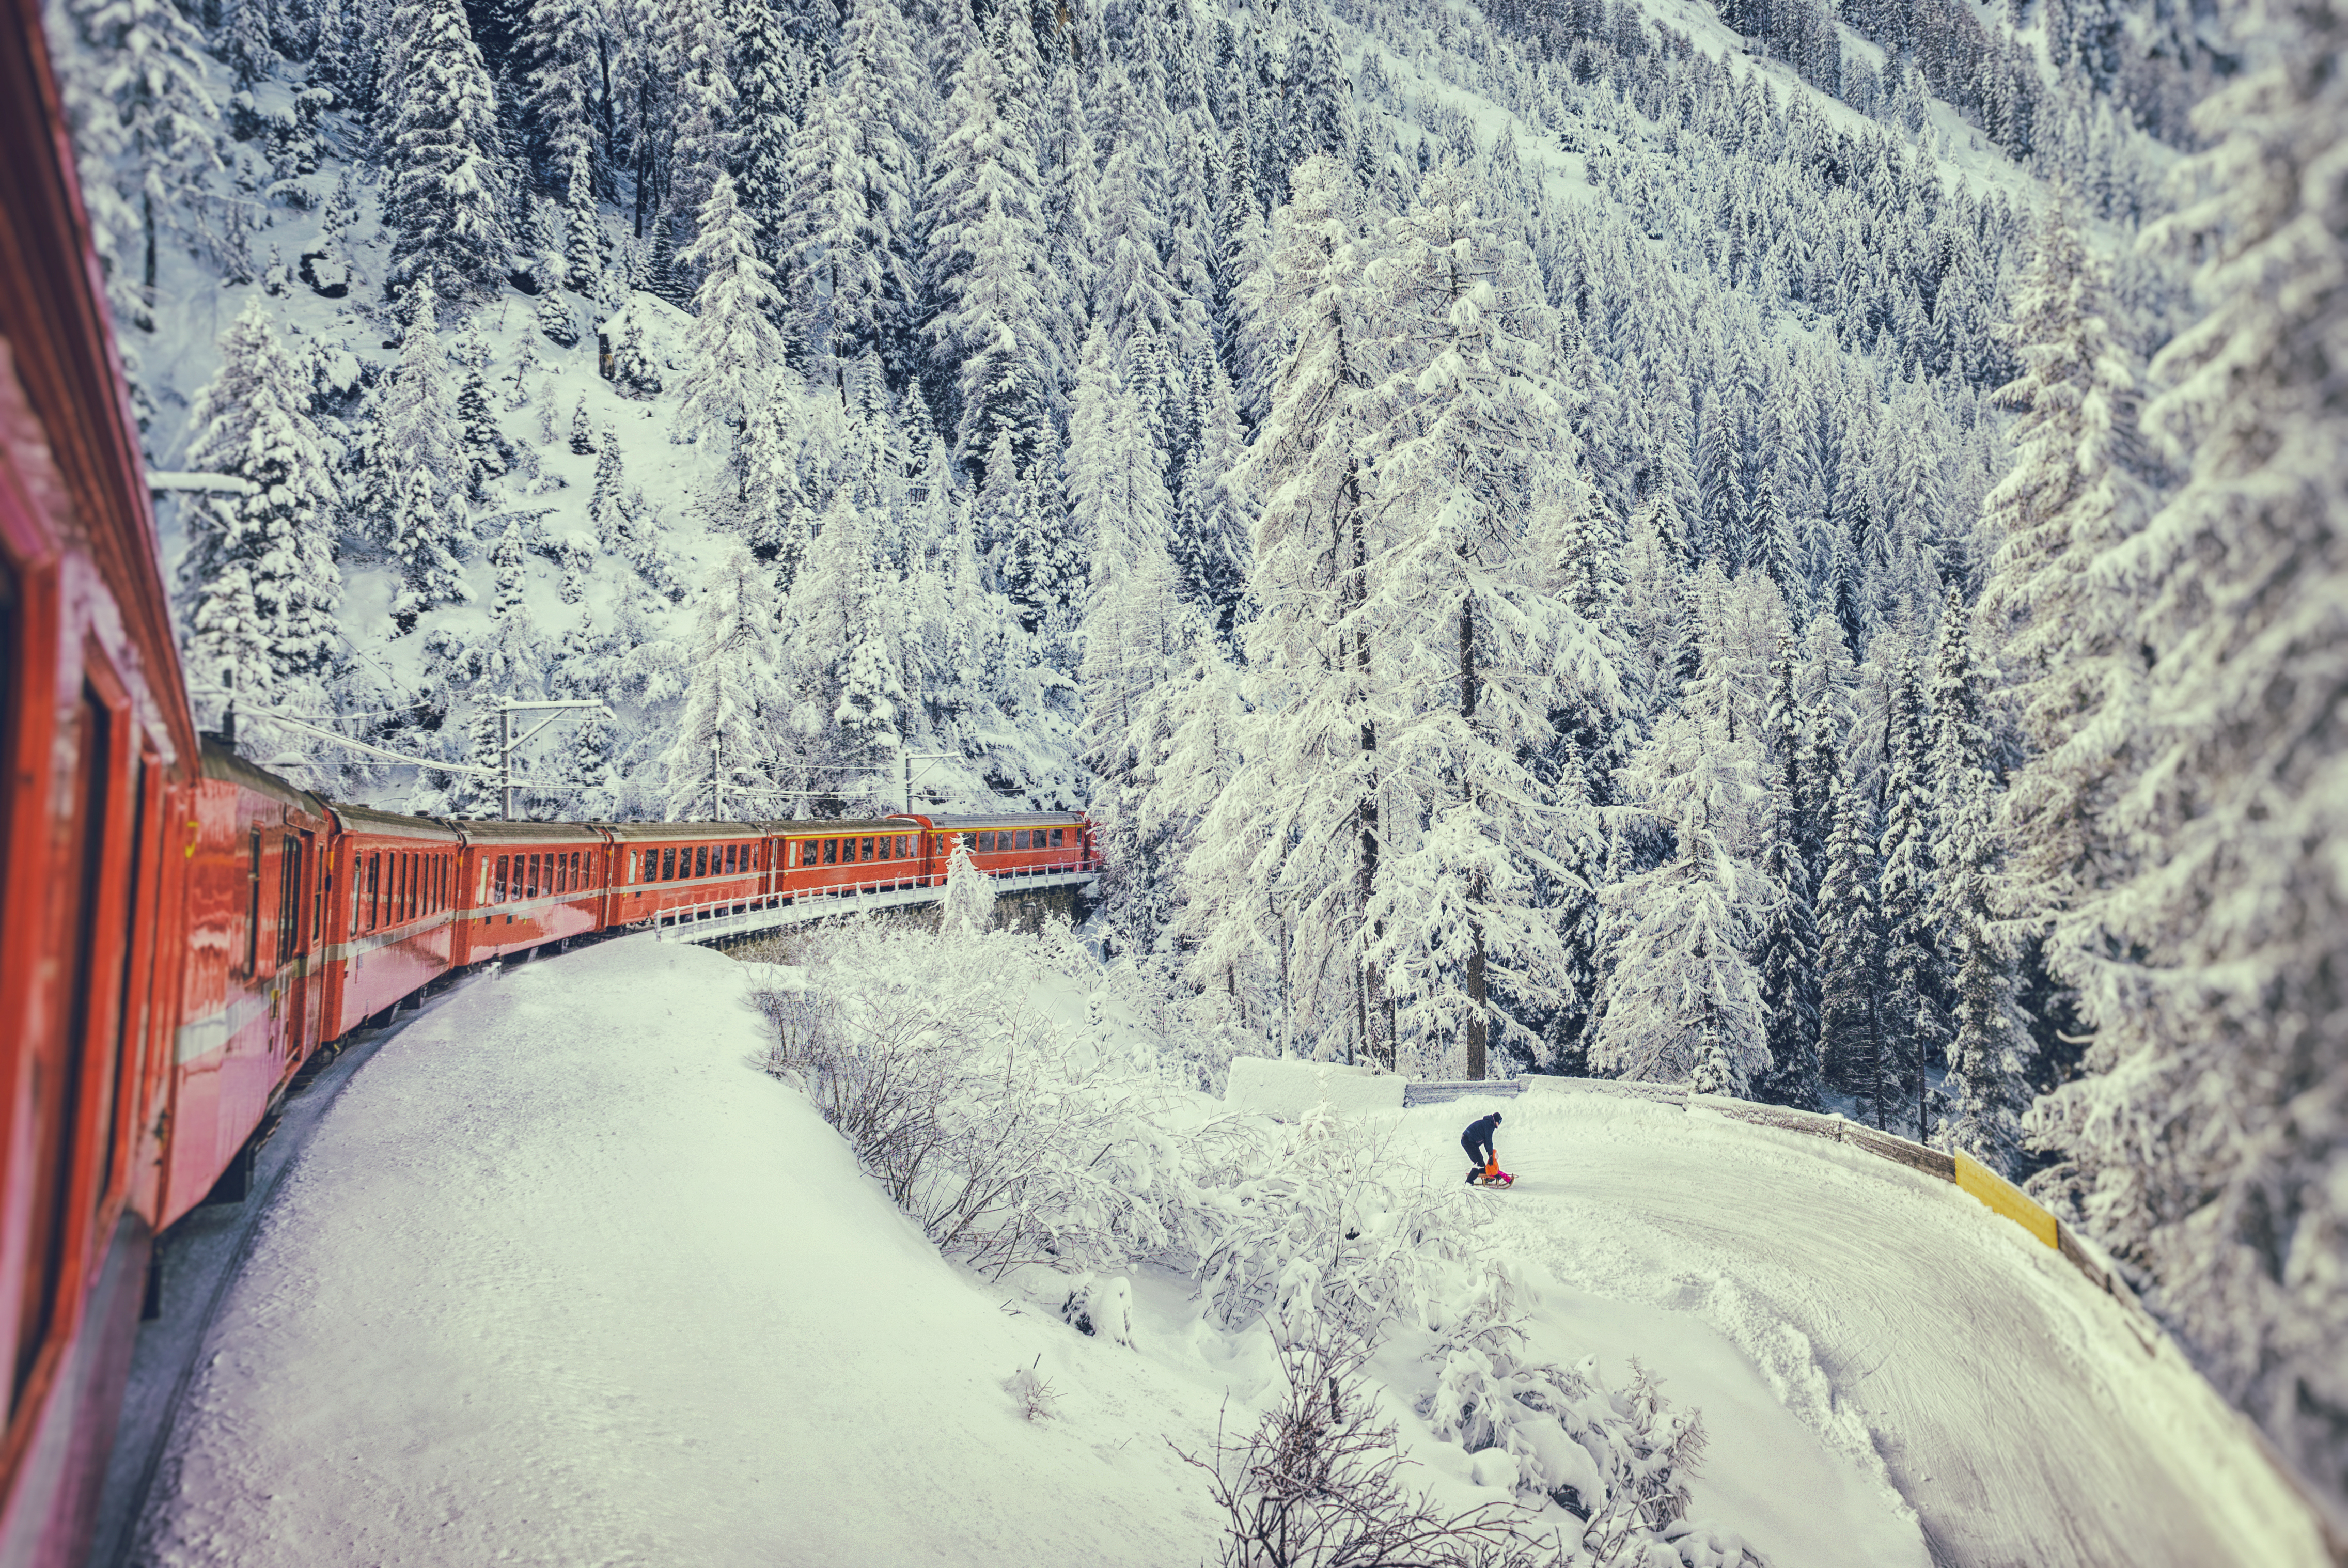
1520;1078;2125;1299
1223;1057;1406;1121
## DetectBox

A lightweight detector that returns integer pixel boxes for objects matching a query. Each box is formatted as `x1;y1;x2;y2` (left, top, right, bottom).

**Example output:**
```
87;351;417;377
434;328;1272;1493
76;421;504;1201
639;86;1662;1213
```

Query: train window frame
696;845;709;879
14;681;118;1410
979;831;995;853
822;839;837;866
494;854;509;903
662;846;677;880
1051;827;1065;848
244;829;263;976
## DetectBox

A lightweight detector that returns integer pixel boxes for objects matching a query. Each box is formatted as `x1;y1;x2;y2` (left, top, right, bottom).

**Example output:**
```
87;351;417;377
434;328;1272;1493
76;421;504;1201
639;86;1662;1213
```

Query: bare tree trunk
1348;456;1391;1071
1462;590;1486;1080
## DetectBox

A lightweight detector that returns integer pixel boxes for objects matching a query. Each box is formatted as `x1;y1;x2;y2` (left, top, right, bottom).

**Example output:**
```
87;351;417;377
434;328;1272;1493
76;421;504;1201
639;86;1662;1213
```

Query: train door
274;829;313;1075
11;670;132;1424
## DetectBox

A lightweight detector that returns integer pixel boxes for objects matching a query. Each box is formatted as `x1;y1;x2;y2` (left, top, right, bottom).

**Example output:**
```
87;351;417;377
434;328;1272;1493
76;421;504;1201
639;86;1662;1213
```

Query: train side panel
0;0;208;1551
323;807;462;1040
455;824;614;963
158;749;333;1231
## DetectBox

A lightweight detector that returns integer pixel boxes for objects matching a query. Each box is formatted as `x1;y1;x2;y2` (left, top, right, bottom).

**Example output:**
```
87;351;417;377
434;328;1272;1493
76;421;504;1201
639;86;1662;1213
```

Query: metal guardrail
650;861;1101;944
1400;1079;1526;1107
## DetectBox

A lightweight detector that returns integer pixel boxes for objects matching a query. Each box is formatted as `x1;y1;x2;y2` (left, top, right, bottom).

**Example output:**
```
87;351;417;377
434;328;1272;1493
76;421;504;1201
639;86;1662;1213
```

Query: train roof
591;817;911;842
324;801;463;842
926;812;1085;827
200;738;333;818
449;819;611;845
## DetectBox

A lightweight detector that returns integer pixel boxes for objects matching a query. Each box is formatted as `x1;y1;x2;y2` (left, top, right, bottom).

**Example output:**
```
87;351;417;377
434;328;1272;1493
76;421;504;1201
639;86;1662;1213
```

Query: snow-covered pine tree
940;837;995;935
1875;641;1943;1137
558;142;602;297
180;299;343;735
1976;191;2148;931
920;6;1057;468
1074;356;1189;953
1173;354;1251;640
453;323;507;498
663;546;786;819
519;0;598;179
672;171;786;468
1221;153;1394;1068
663;0;735;221
383;0;510;303
1814;740;1885;1118
782;0;924;390
730;0;800;266
1590;717;1768;1096
2025;1;2348;1495
1753;643;1821;1108
1361;162;1578;1080
374;283;471;625
1926;592;2025;1171
790;486;907;762
52;0;221;337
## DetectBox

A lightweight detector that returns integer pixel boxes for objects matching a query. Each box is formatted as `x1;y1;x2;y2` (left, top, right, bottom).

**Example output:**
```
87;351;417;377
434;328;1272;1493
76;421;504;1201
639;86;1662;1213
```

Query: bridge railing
649;858;1101;942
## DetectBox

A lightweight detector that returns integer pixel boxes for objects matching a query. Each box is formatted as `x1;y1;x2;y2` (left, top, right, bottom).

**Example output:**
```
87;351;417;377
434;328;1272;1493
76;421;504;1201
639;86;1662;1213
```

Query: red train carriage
772;818;929;901
452;821;611;964
0;0;206;1555
160;744;336;1231
605;821;781;929
920;814;1093;880
320;805;463;1040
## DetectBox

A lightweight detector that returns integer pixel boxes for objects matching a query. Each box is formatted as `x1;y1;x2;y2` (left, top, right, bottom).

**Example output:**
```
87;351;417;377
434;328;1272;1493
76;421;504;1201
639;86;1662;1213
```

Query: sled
1467;1169;1515;1188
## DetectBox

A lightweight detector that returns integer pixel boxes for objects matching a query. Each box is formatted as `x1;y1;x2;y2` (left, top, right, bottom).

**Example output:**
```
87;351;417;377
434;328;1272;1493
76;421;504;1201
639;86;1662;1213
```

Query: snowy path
128;937;1239;1567
1410;1090;2326;1568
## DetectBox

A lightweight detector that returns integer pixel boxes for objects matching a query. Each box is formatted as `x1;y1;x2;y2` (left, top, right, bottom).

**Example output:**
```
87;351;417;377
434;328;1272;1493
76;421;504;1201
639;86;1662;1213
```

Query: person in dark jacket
1461;1111;1504;1183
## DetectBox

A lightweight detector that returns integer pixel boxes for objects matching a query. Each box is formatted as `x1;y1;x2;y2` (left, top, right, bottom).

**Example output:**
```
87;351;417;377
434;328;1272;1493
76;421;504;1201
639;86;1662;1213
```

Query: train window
978;832;994;852
366;853;379;933
276;836;300;963
573;851;583;887
1051;827;1065;848
696;845;709;878
659;846;674;880
822;839;837;866
876;837;891;861
494;855;509;902
244;830;264;975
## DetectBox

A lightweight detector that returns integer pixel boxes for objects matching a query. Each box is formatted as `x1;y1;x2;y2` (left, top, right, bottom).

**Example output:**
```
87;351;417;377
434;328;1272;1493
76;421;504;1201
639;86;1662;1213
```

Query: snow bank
1222;1056;1406;1120
133;936;1231;1566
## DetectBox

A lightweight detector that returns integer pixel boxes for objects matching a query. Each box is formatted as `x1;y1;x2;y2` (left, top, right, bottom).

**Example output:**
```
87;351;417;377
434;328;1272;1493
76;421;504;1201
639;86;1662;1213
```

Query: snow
1222;1055;1406;1119
128;938;1929;1568
133;936;1233;1565
1428;1088;2331;1568
124;937;2323;1568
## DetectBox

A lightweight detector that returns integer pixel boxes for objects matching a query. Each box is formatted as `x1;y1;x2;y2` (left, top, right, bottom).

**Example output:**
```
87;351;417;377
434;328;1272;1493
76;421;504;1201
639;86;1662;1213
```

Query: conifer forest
38;0;2346;1509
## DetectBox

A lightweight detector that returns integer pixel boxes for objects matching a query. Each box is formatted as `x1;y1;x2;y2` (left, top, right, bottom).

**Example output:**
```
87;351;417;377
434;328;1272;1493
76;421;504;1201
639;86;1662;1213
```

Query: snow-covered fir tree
180;299;342;735
382;0;508;304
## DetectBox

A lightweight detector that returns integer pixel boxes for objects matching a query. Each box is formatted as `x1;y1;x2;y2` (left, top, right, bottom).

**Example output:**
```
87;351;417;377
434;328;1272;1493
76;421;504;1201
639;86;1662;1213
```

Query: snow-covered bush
752;921;1203;1278
1180;1322;1543;1568
1195;1106;1482;1341
1421;1268;1741;1566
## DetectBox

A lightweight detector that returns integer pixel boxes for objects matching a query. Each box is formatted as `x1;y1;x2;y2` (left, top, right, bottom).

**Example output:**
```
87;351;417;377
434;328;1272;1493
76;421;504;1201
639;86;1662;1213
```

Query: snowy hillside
41;0;2346;1521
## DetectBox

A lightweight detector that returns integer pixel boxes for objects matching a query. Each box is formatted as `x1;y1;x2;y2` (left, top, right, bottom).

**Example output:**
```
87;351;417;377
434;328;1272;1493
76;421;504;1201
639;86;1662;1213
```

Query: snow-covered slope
129;935;1937;1566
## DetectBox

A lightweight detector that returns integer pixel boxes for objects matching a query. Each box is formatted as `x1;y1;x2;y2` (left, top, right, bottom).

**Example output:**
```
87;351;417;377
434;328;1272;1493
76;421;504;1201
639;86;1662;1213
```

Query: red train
0;10;1095;1562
